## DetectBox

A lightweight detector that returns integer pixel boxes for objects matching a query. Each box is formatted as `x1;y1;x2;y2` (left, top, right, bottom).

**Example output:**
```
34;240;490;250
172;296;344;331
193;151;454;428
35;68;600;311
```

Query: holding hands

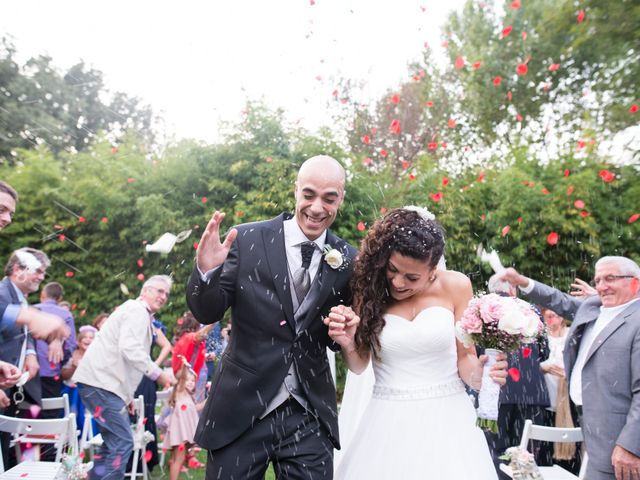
196;211;238;272
324;305;360;350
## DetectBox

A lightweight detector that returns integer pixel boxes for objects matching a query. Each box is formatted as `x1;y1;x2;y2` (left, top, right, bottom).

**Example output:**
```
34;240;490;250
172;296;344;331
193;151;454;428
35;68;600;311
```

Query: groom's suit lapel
296;230;341;334
262;214;295;331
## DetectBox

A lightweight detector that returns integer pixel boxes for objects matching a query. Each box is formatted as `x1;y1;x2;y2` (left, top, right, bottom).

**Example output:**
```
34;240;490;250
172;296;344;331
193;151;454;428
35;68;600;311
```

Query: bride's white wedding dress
335;306;497;479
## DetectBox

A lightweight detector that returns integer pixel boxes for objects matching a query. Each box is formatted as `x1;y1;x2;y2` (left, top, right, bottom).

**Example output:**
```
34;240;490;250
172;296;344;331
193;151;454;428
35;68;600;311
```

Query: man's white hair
595;256;640;278
142;275;173;289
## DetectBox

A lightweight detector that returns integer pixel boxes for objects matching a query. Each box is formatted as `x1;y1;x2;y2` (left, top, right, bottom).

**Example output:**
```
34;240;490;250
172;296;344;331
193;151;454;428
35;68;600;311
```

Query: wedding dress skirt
335;306;497;479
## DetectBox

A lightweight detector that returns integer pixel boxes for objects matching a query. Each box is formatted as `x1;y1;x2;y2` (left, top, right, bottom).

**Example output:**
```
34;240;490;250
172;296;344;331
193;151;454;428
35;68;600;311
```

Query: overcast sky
1;0;468;143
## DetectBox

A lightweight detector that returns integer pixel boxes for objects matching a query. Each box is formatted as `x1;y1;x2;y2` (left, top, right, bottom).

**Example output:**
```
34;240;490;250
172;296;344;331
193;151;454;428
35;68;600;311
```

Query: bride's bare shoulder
439;270;473;298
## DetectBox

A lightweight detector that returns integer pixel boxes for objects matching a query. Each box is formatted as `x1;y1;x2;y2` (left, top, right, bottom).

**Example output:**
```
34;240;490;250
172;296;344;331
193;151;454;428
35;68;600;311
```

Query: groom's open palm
197;211;238;272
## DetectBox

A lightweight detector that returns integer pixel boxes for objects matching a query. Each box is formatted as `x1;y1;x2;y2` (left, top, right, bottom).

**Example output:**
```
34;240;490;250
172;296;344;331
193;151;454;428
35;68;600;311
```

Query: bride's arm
451;273;485;389
324;305;370;374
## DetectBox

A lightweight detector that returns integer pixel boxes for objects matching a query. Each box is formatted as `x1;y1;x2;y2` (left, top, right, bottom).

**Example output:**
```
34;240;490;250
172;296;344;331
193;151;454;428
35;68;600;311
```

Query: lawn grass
153;451;275;480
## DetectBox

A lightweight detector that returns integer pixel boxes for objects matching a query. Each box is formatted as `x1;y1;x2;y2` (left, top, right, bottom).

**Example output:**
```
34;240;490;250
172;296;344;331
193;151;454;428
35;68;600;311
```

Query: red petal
425;101;434;107
455;56;465;69
501;225;510;237
567;185;574;195
427;142;438;150
448;118;457;128
522;347;532;358
65;271;74;278
380;149;388;157
517;63;528;76
101;217;108;223
137;259;144;268
389;119;401;135
202;197;207;203
144;450;153;463
548;63;561;71
402;160;409;170
508;368;521;382
501;25;513;39
630;104;639;113
357;222;366;232
362;157;373;166
580;211;589;217
628;213;640;224
599;169;615;183
429;192;443;202
574;200;585;209
78;216;86;222
547;231;559;245
511;0;521;9
362;135;370;145
472;62;481;69
577;10;585;23
442;177;449;186
391;94;400;104
507;91;512;102
564;169;570;177
493;76;502;86
517;216;523;223
180;404;187;411
137;273;145;281
193;242;199;249
541;188;550;195
522;31;528;41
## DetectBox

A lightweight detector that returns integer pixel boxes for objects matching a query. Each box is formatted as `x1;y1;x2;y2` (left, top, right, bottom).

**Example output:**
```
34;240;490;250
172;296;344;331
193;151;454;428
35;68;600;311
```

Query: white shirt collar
600;296;640;315
283;218;327;251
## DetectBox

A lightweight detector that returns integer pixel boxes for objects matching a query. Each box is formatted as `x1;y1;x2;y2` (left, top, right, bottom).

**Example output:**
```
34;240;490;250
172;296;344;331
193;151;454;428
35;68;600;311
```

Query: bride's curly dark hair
352;208;445;358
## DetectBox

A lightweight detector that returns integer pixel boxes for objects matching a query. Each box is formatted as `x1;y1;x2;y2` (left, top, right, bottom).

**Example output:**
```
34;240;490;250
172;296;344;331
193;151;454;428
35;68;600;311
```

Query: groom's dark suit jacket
186;213;357;451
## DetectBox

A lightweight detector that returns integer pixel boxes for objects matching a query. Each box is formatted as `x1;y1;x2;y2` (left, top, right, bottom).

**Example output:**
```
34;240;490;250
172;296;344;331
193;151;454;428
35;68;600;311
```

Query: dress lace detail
373;378;465;400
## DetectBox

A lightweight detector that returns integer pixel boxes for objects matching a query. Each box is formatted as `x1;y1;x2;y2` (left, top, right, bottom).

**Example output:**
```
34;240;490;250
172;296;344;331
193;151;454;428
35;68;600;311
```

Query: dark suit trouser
205;398;333;480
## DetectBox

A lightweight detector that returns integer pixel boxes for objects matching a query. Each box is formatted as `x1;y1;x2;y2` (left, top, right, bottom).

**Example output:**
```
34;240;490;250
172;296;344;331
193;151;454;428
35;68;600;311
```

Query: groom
187;155;358;479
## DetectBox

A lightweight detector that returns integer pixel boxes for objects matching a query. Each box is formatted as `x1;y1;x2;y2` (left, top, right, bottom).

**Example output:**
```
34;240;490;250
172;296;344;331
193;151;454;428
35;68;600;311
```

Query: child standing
162;364;204;479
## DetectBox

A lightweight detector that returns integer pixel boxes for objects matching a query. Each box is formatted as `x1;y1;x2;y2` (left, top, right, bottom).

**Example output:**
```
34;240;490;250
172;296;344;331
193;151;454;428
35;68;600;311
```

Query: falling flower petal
522;31;528;41
442;177;449;186
101;217;108;224
78;216;86;223
501;25;513;39
580;211;589;217
357;222;366;232
567;185;574;195
564;169;570;177
522;347;532;358
362;157;373;166
511;0;521;8
472;62;481;69
180;404;187;411
628;213;640;224
630;104;639;113
454;56;465;69
493;76;502;86
362;135;371;145
137;259;144;268
429;192;443;202
577;9;585;23
144;450;153;463
448;118;457;128
516;63;528;76
427;142;438;150
137;273;145;281
65;271;74;278
501;225;510;237
547;232;559;245
507;91;512;102
402;160;410;170
389;119;401;135
548;63;561;71
599;169;615;183
425;101;434;108
517;216;523;223
508;368;521;382
574;200;585;209
541;188;550;195
391;94;400;104
380;149;388;157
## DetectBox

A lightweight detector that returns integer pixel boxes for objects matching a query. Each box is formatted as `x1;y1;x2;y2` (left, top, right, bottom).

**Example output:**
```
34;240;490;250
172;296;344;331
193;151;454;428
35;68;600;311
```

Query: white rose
523;310;541;338
497;305;525;335
324;249;344;269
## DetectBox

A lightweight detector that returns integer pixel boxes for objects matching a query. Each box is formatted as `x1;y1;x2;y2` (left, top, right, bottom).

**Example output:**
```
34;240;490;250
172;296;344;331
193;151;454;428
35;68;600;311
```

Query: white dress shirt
282;218;326;286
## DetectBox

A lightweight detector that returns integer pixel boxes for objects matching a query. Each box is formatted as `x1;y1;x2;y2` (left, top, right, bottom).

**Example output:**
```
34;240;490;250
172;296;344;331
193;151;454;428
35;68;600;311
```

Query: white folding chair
0;413;77;473
499;419;587;480
155;388;172;472
14;393;73;461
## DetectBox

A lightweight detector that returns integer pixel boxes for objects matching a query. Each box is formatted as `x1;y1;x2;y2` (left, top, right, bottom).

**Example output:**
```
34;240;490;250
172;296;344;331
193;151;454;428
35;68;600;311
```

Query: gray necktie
293;242;315;304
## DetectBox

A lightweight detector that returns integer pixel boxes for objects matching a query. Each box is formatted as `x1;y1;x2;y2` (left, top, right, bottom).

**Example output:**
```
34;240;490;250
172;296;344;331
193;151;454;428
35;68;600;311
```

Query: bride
325;207;507;479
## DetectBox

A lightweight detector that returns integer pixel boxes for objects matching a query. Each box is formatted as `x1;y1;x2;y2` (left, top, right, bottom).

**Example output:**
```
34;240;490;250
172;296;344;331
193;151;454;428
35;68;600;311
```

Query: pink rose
479;294;504;324
460;308;483;333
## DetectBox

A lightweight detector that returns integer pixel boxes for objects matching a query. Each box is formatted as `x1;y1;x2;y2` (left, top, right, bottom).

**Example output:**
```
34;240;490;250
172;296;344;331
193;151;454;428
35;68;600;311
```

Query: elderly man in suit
187;155;358;479
0;181;68;387
499;256;640;480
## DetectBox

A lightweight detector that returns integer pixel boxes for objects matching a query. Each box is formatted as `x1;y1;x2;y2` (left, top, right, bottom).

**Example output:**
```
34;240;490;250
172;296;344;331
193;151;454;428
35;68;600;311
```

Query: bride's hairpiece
402;205;435;222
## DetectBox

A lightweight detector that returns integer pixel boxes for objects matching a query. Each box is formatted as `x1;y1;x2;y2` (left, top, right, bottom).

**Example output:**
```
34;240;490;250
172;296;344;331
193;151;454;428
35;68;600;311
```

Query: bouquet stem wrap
476;348;501;433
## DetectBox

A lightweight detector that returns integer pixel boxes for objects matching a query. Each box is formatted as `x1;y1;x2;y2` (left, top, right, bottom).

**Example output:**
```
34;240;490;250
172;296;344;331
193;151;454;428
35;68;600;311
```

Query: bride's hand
477;352;508;386
324;305;360;349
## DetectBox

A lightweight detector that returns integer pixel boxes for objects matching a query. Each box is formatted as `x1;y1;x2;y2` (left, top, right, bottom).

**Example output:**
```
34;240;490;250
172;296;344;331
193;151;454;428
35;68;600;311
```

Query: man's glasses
147;285;170;297
590;275;635;287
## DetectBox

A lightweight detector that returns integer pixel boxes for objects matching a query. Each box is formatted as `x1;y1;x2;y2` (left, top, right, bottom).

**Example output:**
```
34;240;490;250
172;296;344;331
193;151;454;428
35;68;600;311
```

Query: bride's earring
429;273;437;283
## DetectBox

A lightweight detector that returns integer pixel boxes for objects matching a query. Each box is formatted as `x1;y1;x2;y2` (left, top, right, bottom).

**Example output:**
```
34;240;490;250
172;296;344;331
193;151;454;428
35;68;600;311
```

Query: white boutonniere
323;244;344;269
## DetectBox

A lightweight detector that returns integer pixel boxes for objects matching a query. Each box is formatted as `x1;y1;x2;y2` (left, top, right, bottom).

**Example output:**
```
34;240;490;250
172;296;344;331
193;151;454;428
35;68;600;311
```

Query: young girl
162;364;204;479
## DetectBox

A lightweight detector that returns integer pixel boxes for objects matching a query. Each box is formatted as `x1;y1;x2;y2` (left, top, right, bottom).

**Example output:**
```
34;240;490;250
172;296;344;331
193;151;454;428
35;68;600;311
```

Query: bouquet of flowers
499;447;544;480
455;293;544;432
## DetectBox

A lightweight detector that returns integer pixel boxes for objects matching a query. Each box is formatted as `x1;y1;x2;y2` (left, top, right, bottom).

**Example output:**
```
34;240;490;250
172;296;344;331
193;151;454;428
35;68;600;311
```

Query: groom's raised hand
197;211;238;272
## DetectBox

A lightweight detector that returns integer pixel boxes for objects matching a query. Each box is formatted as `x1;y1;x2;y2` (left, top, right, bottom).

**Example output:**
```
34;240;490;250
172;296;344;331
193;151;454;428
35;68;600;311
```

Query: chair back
0;413;77;472
19;394;71;418
519;419;583;447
